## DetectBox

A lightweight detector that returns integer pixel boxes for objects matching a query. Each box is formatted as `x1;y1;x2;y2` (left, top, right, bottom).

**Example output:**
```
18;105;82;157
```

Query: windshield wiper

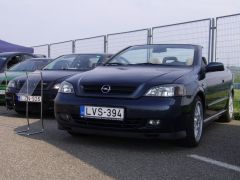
130;63;156;66
43;68;68;71
105;62;126;66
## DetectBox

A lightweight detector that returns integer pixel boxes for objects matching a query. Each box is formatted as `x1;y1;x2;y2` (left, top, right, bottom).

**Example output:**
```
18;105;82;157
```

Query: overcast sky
0;0;240;47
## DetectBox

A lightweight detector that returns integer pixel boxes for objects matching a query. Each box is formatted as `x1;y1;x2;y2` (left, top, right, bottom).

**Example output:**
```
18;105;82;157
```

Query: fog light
59;113;71;121
148;120;161;126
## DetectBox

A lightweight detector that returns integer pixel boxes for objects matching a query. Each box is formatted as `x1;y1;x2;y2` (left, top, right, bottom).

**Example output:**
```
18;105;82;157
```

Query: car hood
71;66;193;98
77;66;192;86
11;70;86;90
0;71;25;83
40;70;82;83
13;70;82;82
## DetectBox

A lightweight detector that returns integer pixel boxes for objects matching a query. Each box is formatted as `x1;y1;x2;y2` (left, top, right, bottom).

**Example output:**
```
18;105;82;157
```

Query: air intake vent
82;85;136;95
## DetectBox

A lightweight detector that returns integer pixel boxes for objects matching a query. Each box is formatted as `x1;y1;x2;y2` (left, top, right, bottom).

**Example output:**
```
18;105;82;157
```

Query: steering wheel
162;57;178;64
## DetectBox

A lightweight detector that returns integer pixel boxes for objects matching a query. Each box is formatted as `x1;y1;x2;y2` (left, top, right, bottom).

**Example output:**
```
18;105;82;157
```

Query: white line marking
188;154;240;173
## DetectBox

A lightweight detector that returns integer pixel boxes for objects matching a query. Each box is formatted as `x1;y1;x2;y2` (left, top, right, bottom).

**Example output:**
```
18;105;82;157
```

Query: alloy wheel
228;94;234;119
193;101;203;142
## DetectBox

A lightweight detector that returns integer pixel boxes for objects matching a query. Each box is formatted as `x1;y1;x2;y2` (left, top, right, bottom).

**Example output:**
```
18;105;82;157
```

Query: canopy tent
0;39;33;53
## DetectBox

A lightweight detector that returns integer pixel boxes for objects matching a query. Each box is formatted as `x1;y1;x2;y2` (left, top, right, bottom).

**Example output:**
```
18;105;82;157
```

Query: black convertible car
55;44;233;147
6;53;111;114
0;52;37;73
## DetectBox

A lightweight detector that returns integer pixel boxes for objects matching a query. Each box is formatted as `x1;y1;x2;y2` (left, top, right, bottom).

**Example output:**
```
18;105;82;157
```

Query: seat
52;60;69;69
73;58;90;69
149;57;161;64
186;58;193;65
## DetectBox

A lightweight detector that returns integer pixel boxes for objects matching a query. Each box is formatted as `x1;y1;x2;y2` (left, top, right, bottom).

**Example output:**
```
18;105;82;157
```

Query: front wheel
183;96;204;147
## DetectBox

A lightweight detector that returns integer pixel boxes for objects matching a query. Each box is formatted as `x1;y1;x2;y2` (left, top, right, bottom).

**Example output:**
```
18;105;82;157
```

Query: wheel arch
195;91;206;113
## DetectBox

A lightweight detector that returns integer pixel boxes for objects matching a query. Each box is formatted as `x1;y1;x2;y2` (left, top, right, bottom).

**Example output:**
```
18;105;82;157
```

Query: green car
0;58;52;104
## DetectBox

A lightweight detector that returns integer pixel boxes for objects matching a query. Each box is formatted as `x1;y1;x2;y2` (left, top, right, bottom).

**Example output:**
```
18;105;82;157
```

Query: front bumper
0;85;6;105
0;95;5;105
55;93;193;139
5;88;58;113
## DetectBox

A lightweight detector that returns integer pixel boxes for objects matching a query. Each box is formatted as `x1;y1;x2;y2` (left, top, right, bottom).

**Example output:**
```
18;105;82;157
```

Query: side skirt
203;110;227;124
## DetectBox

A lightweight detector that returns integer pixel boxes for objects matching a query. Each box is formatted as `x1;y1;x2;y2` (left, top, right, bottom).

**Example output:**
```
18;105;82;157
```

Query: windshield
107;45;195;66
43;54;103;71
9;59;50;71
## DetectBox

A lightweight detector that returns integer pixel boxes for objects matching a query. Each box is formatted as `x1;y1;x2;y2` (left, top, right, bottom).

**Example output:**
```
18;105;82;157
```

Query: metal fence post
208;19;212;63
104;35;107;54
211;18;216;62
147;28;152;44
72;40;75;54
48;44;51;58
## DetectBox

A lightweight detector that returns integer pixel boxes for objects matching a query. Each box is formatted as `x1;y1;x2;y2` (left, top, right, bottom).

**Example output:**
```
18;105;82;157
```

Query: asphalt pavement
0;106;240;180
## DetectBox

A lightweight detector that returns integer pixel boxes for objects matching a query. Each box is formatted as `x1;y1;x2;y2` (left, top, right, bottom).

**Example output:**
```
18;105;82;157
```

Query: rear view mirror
206;62;224;72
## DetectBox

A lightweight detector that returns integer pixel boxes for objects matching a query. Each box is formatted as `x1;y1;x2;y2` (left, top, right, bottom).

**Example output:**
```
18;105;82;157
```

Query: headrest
149;57;161;64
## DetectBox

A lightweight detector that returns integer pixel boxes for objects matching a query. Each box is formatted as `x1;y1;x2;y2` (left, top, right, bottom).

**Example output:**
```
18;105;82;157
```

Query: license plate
0;90;5;95
80;106;124;120
18;95;42;103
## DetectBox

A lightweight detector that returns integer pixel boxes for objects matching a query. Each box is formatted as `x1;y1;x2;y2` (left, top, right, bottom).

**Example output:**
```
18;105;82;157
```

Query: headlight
7;80;16;88
53;83;61;90
58;81;74;94
145;84;186;97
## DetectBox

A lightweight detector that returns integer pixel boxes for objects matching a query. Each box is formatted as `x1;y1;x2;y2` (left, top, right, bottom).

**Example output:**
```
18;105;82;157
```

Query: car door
205;65;228;116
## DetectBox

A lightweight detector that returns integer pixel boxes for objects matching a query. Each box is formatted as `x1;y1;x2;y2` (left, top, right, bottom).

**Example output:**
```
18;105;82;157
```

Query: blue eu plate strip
80;106;85;116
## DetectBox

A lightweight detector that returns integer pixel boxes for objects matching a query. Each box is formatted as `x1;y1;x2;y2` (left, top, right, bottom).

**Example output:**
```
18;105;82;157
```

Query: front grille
82;85;136;95
71;115;146;130
17;81;50;90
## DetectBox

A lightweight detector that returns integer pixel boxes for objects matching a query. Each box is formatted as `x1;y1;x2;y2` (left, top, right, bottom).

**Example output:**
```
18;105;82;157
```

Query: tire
183;96;204;147
218;93;233;123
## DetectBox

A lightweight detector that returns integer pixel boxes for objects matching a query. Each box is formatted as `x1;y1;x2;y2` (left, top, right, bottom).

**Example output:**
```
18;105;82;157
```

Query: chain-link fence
152;19;212;61
106;29;149;54
50;40;74;58
216;13;240;118
33;44;49;57
75;36;105;54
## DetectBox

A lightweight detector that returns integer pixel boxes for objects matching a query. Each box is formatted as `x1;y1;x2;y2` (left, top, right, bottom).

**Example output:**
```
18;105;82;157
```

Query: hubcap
194;101;203;142
229;94;234;119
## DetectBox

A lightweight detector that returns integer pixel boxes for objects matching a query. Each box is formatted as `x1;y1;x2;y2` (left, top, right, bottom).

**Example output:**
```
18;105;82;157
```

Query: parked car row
0;44;234;147
5;53;111;113
0;58;52;104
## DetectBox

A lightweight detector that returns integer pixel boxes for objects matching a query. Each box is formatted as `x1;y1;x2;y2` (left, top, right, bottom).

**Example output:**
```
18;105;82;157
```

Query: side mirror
206;62;224;72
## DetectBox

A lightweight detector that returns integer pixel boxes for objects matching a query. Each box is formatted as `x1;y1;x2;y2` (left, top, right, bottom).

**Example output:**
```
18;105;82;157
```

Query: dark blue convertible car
54;44;233;147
